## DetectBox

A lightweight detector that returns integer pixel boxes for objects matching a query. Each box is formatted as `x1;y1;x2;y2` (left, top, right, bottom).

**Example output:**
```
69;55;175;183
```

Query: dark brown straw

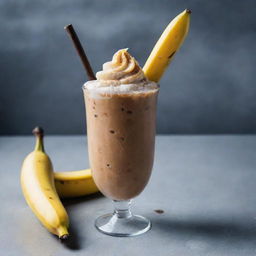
64;24;96;80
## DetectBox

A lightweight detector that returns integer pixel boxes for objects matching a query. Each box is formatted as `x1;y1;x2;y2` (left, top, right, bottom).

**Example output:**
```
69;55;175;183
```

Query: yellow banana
54;169;99;198
143;9;191;83
20;127;69;240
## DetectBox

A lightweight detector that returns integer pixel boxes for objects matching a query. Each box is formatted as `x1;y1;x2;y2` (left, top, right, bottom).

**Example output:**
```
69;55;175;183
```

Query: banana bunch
21;127;98;240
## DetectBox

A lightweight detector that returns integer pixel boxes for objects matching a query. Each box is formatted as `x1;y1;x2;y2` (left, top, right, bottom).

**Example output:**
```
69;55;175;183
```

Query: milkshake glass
83;49;159;236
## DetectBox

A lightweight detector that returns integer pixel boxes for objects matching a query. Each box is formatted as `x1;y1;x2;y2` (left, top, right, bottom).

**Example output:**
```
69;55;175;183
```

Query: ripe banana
54;169;99;198
143;9;191;83
20;127;69;240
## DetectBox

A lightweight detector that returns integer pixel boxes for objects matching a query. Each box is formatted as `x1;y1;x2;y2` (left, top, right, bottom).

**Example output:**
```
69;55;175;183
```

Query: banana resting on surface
20;127;70;240
20;127;99;240
54;169;99;198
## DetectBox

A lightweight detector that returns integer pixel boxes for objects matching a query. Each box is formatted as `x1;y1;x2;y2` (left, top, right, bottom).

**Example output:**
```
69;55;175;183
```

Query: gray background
0;0;255;134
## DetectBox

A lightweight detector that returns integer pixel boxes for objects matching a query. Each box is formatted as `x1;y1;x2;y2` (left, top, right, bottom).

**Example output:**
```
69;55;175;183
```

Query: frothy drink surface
84;49;159;200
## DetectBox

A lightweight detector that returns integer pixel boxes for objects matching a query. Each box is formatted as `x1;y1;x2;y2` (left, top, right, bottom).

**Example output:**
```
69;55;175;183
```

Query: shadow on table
60;193;103;250
153;217;256;242
62;192;103;207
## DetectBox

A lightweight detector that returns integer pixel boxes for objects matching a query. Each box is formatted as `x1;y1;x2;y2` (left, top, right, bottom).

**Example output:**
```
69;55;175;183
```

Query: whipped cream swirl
96;49;147;86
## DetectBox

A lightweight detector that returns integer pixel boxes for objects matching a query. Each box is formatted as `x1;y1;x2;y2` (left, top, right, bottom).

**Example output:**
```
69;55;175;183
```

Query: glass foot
95;213;151;237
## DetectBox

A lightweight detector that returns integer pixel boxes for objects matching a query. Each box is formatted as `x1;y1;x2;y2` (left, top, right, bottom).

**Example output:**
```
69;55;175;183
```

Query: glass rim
82;83;160;94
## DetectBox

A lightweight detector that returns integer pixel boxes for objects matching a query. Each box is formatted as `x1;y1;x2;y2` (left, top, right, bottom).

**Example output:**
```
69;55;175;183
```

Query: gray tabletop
1;135;256;256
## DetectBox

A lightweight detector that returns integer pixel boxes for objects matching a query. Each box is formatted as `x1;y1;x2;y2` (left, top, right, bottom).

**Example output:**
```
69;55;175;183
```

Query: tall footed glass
83;86;159;236
83;85;159;237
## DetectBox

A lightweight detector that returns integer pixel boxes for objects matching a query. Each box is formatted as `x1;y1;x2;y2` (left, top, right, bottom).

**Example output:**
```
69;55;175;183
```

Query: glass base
95;213;151;237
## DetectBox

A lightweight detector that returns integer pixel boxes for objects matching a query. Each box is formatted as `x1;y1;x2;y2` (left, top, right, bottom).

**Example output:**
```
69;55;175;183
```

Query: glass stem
113;200;133;219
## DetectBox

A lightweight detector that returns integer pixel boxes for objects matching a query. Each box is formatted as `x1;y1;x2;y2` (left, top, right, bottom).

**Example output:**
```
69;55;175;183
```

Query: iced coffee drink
83;49;159;236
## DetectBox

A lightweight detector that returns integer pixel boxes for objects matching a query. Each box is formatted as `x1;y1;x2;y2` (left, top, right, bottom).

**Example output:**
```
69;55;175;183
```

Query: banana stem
32;127;45;152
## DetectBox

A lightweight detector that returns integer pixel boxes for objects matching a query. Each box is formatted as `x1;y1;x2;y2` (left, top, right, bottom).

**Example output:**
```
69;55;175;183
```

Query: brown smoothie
83;49;159;200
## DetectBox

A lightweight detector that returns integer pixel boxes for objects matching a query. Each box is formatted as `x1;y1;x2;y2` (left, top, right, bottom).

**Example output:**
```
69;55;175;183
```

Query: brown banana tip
32;126;44;137
60;234;69;241
186;9;192;14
